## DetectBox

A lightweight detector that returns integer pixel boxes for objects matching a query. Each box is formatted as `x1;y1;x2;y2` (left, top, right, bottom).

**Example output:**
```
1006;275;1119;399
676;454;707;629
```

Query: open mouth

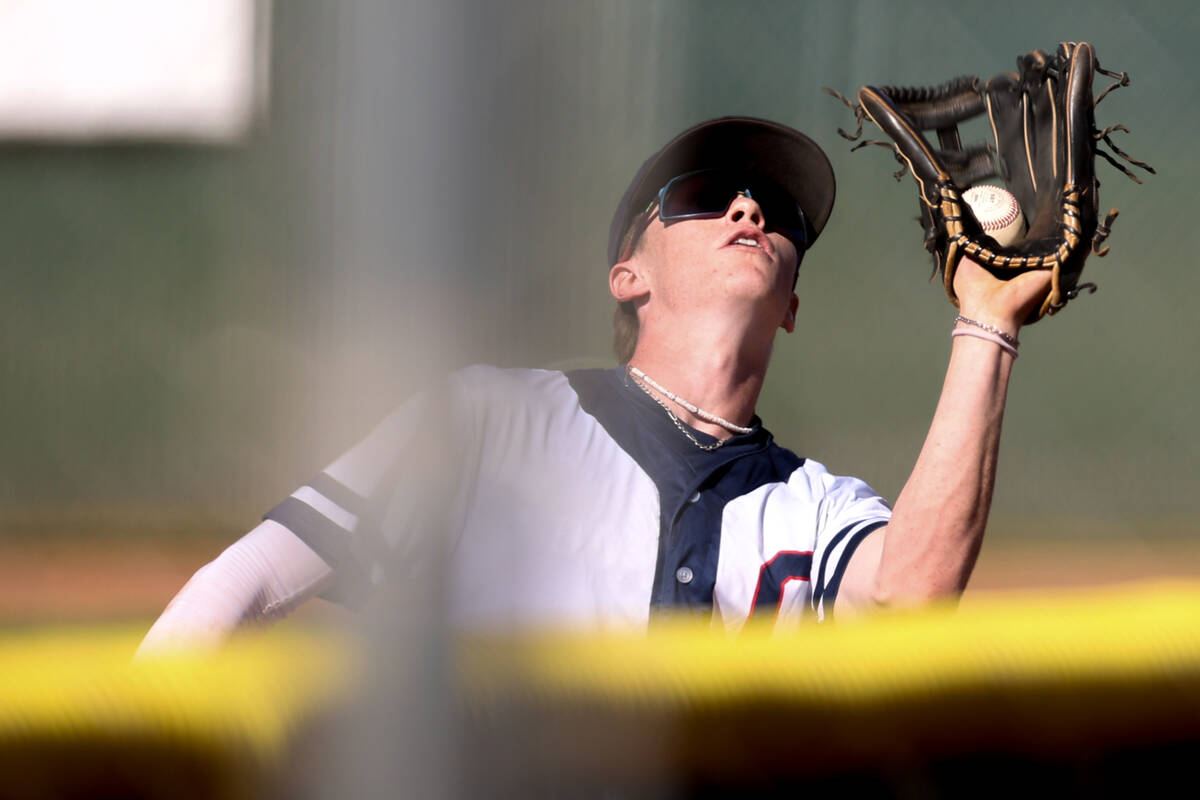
724;229;772;255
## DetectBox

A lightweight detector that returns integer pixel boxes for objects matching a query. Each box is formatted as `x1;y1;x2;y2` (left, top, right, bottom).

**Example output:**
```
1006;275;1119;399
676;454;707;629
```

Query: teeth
734;237;760;247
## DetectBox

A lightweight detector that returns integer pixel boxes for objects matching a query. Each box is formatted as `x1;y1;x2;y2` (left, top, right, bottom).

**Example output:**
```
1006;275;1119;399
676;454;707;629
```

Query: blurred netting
3;583;1200;797
2;2;1199;796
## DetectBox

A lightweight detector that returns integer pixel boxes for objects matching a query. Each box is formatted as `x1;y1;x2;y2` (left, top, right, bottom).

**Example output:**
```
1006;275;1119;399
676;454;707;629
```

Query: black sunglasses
652;169;811;252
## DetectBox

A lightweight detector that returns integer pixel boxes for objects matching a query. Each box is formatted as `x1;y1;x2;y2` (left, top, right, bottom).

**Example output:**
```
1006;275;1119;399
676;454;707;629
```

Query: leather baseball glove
826;41;1152;322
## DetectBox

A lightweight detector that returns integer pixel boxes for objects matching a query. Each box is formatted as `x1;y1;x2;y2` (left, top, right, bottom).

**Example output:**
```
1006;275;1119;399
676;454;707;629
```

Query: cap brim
608;117;836;266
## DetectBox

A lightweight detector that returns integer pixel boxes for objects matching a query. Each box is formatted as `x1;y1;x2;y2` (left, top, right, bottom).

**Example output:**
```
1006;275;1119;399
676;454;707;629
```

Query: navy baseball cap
607;116;836;267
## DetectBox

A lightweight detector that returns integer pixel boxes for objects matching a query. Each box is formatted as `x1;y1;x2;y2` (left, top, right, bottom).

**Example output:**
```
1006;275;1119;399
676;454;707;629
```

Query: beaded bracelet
954;315;1019;347
952;327;1019;358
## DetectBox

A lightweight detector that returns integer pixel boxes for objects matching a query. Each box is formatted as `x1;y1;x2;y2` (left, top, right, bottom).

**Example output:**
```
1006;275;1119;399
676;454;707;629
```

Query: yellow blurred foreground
2;581;1200;797
0;627;357;799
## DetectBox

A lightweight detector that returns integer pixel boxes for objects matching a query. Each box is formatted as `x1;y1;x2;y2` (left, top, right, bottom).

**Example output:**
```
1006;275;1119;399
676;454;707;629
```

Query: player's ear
780;293;799;333
609;259;649;304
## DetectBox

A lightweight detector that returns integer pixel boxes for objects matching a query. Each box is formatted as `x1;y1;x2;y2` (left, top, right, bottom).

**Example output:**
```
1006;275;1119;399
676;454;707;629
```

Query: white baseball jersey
264;366;891;631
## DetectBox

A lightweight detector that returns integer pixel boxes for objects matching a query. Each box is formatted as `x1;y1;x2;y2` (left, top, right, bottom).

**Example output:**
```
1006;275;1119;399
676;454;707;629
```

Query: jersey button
675;566;694;584
688;491;701;504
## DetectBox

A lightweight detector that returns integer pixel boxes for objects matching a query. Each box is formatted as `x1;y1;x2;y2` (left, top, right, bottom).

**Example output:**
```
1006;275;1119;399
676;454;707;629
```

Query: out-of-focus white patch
0;0;268;142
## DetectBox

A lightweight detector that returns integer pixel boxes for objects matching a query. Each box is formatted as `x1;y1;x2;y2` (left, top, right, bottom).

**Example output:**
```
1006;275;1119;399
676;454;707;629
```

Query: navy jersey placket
568;368;789;618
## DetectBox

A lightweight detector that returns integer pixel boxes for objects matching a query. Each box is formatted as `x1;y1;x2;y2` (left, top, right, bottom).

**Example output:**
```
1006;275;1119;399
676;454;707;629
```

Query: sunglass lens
661;172;737;218
658;170;809;250
752;183;808;247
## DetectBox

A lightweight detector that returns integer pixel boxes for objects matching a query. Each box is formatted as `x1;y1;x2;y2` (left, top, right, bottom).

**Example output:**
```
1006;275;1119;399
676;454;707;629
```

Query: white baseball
963;185;1026;248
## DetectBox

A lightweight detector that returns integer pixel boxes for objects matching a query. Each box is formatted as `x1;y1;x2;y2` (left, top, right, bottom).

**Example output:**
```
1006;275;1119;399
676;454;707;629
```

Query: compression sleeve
261;371;475;607
135;520;333;657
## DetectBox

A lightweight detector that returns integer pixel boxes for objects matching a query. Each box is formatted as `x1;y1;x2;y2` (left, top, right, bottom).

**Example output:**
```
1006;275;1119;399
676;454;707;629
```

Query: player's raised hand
952;257;1054;335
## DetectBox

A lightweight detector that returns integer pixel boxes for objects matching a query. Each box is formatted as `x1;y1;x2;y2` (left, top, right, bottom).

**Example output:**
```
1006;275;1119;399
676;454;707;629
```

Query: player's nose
725;192;765;229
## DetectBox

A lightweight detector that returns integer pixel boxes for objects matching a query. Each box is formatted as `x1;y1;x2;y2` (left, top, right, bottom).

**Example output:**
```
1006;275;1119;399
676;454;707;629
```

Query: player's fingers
954;259;1050;331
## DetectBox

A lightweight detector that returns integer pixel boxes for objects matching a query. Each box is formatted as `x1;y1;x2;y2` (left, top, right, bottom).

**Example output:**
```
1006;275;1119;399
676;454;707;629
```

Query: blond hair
612;301;639;364
610;211;651;364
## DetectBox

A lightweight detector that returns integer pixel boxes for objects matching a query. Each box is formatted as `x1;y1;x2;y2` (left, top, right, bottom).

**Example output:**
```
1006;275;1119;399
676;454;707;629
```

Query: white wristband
954;314;1020;347
951;327;1019;358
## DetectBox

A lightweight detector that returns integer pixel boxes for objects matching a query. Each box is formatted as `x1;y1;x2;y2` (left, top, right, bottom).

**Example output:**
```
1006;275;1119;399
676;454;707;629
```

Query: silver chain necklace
626;365;753;451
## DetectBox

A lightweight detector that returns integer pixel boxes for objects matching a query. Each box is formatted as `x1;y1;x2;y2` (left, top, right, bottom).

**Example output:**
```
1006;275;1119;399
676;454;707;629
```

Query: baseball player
138;117;1051;653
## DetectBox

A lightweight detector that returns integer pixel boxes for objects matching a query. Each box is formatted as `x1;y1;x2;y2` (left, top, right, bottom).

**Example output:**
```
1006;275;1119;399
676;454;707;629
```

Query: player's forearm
872;334;1015;605
135;521;332;657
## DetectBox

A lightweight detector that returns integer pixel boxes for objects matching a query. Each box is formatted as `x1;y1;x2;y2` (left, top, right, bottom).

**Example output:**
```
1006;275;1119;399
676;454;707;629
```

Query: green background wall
1;0;1194;550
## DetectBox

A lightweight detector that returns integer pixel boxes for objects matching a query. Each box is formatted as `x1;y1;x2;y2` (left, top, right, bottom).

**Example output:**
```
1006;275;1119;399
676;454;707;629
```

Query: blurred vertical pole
282;1;468;798
283;2;681;797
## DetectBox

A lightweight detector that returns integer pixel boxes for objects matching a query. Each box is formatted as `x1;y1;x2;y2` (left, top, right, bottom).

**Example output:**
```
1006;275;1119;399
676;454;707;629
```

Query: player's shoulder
452;364;571;397
448;364;586;419
782;455;883;502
